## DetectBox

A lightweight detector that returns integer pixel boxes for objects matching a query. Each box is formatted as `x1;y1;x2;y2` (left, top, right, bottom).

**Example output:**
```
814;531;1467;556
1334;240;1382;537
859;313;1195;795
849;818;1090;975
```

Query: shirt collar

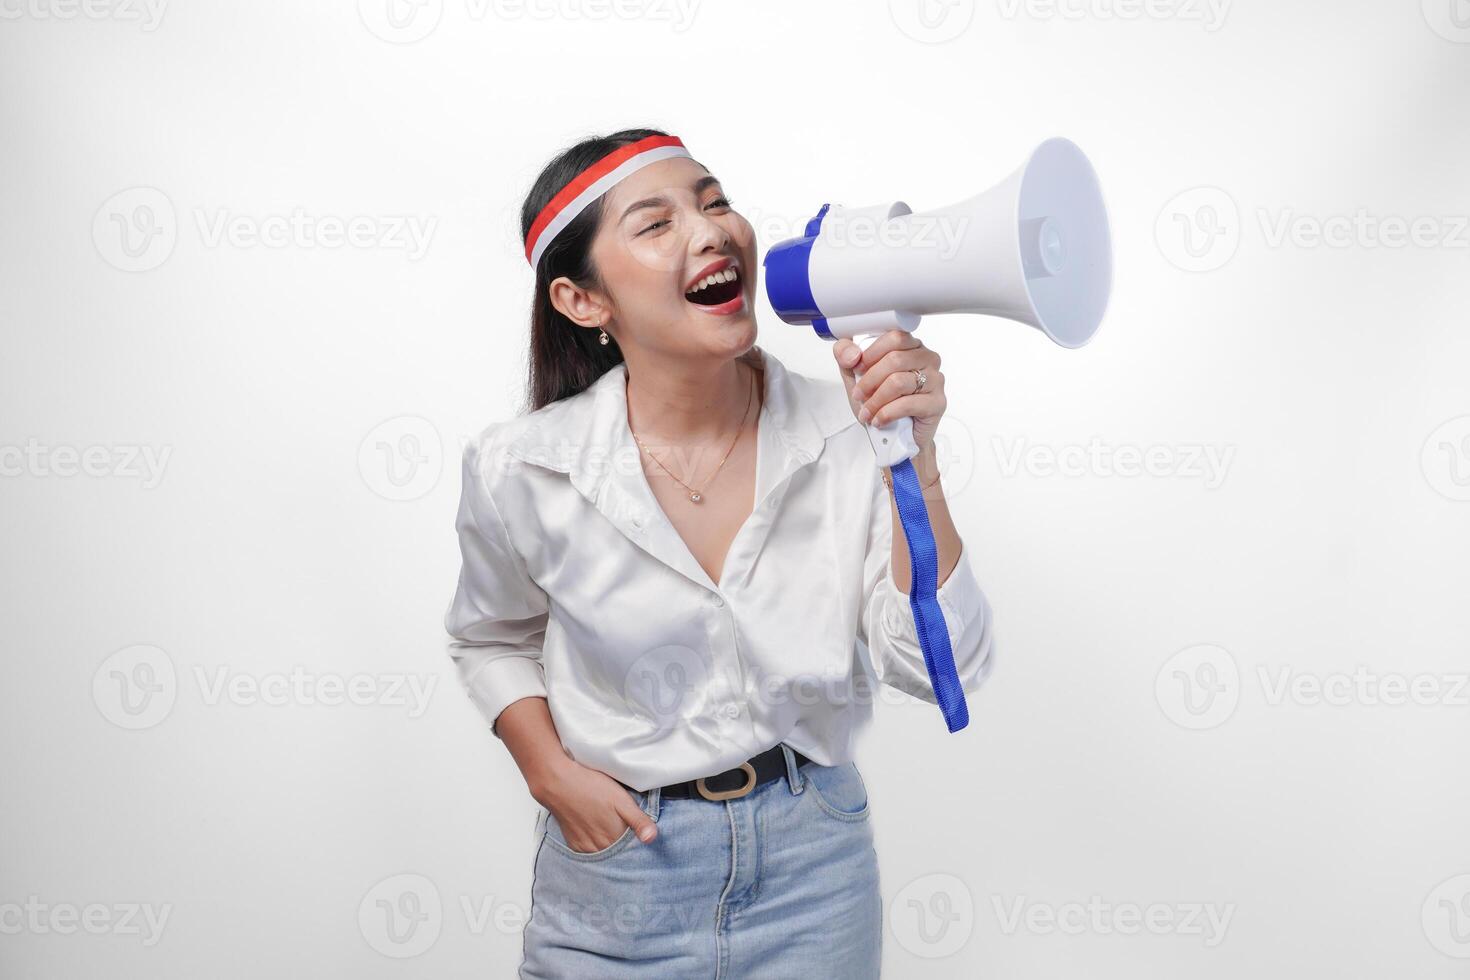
502;343;855;591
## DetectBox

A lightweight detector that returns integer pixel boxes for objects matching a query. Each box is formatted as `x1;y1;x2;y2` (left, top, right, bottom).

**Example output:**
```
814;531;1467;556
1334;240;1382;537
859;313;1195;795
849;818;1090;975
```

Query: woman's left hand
833;330;946;456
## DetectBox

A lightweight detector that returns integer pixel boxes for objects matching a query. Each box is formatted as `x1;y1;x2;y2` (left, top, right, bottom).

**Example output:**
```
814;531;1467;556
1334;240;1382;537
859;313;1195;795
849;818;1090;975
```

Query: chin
694;318;757;361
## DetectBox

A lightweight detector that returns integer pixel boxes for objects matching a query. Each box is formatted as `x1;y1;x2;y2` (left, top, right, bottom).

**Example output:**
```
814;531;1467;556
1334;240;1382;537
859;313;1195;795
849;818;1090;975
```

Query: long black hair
520;127;672;412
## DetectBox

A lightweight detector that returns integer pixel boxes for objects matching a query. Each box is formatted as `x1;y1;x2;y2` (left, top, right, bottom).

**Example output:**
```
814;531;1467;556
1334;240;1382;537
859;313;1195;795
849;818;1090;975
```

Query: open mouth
685;266;742;307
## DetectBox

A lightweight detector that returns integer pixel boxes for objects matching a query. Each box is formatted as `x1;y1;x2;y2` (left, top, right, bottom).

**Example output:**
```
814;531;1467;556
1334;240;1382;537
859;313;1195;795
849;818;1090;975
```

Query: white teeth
688;267;739;293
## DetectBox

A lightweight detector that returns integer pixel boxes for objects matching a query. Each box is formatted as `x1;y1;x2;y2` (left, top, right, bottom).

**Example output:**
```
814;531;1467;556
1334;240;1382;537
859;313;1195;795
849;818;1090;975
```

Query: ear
548;276;611;330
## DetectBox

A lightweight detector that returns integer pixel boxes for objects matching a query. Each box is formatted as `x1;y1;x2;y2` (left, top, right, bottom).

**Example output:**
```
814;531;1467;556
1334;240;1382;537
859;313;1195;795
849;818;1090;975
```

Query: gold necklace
629;364;756;504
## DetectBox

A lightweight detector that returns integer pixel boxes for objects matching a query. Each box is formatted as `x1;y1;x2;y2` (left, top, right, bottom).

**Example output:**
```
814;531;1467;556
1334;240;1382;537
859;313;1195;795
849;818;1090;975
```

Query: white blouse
443;344;996;792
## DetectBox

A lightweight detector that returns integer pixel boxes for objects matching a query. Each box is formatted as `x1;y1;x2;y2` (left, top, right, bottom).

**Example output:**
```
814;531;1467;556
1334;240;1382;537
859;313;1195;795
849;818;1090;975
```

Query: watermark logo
92;645;178;730
479;0;701;31
358;882;710;944
890;873;975;958
746;206;971;264
0;898;172;946
1155;186;1240;272
192;666;437;717
929;414;978;499
0;0;167;29
193;208;436;259
358;0;443;42
1158;650;1467;729
889;0;976;43
93;187;176;272
0;440;173;488
622;645;711;734
92;646;438;725
992;436;1235;488
94;189;437;270
1422;0;1470;43
360;416;444;501
1423;875;1470;958
1160;189;1470;271
822;211;970;261
993;895;1235;946
359;873;442;958
1422;415;1470;502
1155;643;1239;730
995;0;1230;31
1258;666;1470;708
1257;209;1470;250
359;0;702;41
622;663;963;728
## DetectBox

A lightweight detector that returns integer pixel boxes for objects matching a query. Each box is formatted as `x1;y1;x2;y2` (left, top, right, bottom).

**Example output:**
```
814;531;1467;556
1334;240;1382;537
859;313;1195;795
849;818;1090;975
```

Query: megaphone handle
852;333;921;468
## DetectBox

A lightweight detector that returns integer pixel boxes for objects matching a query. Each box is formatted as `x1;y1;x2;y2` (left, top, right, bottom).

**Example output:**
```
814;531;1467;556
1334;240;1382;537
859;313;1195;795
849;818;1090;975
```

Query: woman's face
578;156;758;360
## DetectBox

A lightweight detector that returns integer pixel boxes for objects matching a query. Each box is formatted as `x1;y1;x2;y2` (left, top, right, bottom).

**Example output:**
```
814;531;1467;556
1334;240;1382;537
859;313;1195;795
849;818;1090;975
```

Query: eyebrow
619;175;723;223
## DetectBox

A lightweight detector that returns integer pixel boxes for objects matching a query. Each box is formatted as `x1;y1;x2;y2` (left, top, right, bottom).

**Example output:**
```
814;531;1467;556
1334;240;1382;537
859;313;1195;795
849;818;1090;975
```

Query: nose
687;204;731;255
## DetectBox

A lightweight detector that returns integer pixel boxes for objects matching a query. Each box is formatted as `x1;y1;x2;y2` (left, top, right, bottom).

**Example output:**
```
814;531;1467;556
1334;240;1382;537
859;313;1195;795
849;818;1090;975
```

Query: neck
624;348;762;446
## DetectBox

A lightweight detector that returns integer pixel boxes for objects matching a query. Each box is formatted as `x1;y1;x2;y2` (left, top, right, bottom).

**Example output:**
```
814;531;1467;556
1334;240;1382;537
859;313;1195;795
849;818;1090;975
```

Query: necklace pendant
689;491;702;503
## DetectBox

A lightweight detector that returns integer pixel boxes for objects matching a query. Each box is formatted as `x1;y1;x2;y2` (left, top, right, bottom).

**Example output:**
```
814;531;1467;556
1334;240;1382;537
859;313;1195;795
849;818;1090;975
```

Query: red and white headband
524;134;692;269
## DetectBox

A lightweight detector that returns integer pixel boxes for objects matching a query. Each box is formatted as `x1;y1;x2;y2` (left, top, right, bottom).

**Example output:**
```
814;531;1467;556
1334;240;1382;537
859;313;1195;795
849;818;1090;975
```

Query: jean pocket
802;762;871;822
539;790;650;862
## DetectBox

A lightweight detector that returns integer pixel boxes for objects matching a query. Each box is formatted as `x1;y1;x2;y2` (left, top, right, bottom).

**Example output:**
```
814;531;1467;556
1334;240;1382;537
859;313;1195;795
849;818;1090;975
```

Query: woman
445;128;995;978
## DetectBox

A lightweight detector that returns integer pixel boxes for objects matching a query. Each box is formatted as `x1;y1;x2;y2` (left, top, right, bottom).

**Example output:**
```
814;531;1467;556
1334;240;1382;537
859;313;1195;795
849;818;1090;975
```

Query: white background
3;0;1469;976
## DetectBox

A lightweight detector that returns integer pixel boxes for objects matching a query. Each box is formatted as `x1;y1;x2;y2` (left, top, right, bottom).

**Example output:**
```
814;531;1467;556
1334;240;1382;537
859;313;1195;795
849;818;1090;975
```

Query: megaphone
762;136;1112;466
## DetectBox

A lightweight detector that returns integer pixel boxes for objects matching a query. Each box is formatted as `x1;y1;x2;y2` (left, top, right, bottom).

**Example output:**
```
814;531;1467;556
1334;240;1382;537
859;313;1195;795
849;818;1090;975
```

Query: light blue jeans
521;745;882;979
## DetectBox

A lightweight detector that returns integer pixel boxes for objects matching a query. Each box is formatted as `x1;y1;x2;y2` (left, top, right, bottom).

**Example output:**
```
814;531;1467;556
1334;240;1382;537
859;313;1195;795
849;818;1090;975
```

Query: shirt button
722;703;741;719
709;593;724;607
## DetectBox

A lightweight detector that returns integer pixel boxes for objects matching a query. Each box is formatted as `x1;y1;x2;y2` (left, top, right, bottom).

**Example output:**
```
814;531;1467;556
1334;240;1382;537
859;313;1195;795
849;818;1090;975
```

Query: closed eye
637;197;734;236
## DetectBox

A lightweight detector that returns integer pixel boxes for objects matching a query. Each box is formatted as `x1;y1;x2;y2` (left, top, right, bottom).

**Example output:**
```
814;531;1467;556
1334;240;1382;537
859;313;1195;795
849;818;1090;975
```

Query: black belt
659;744;811;801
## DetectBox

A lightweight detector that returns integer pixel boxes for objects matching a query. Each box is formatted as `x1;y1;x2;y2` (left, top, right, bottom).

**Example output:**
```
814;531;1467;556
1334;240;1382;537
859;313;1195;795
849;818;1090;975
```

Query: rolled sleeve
860;469;996;703
444;435;550;736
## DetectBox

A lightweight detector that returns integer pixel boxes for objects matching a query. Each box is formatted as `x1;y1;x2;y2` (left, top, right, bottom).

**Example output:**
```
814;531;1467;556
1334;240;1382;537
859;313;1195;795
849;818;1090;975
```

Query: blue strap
887;458;969;732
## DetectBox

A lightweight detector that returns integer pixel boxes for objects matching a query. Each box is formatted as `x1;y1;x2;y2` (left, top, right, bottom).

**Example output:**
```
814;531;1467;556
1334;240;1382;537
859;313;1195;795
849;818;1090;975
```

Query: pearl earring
597;318;609;345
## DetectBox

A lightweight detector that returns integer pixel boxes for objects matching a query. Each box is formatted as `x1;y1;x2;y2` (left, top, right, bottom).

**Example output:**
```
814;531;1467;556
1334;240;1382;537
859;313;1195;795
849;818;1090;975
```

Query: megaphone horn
763;136;1112;465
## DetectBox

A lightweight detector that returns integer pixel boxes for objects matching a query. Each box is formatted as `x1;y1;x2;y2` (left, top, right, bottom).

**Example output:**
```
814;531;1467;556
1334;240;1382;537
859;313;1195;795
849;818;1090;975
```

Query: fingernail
639;827;655;842
858;406;871;424
844;349;859;366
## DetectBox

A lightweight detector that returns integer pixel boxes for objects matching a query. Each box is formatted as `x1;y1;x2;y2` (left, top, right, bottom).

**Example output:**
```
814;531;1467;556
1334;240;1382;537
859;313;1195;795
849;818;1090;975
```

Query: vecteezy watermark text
193;209;436;260
93;187;437;272
992;436;1236;488
0;440;171;488
0;898;172;947
1257;208;1470;251
1157;644;1470;730
358;873;711;959
92;645;439;730
995;0;1230;31
1157;186;1470;272
0;0;167;29
357;0;700;44
992;895;1235;946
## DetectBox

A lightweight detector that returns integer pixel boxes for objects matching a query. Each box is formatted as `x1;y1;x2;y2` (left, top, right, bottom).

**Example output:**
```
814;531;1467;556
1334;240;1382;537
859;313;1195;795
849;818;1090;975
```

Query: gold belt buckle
695;762;758;801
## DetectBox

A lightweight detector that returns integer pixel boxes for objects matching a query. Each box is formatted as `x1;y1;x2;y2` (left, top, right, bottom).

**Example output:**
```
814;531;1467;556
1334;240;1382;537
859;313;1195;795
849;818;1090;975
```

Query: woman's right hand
532;758;659;853
496;696;658;854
